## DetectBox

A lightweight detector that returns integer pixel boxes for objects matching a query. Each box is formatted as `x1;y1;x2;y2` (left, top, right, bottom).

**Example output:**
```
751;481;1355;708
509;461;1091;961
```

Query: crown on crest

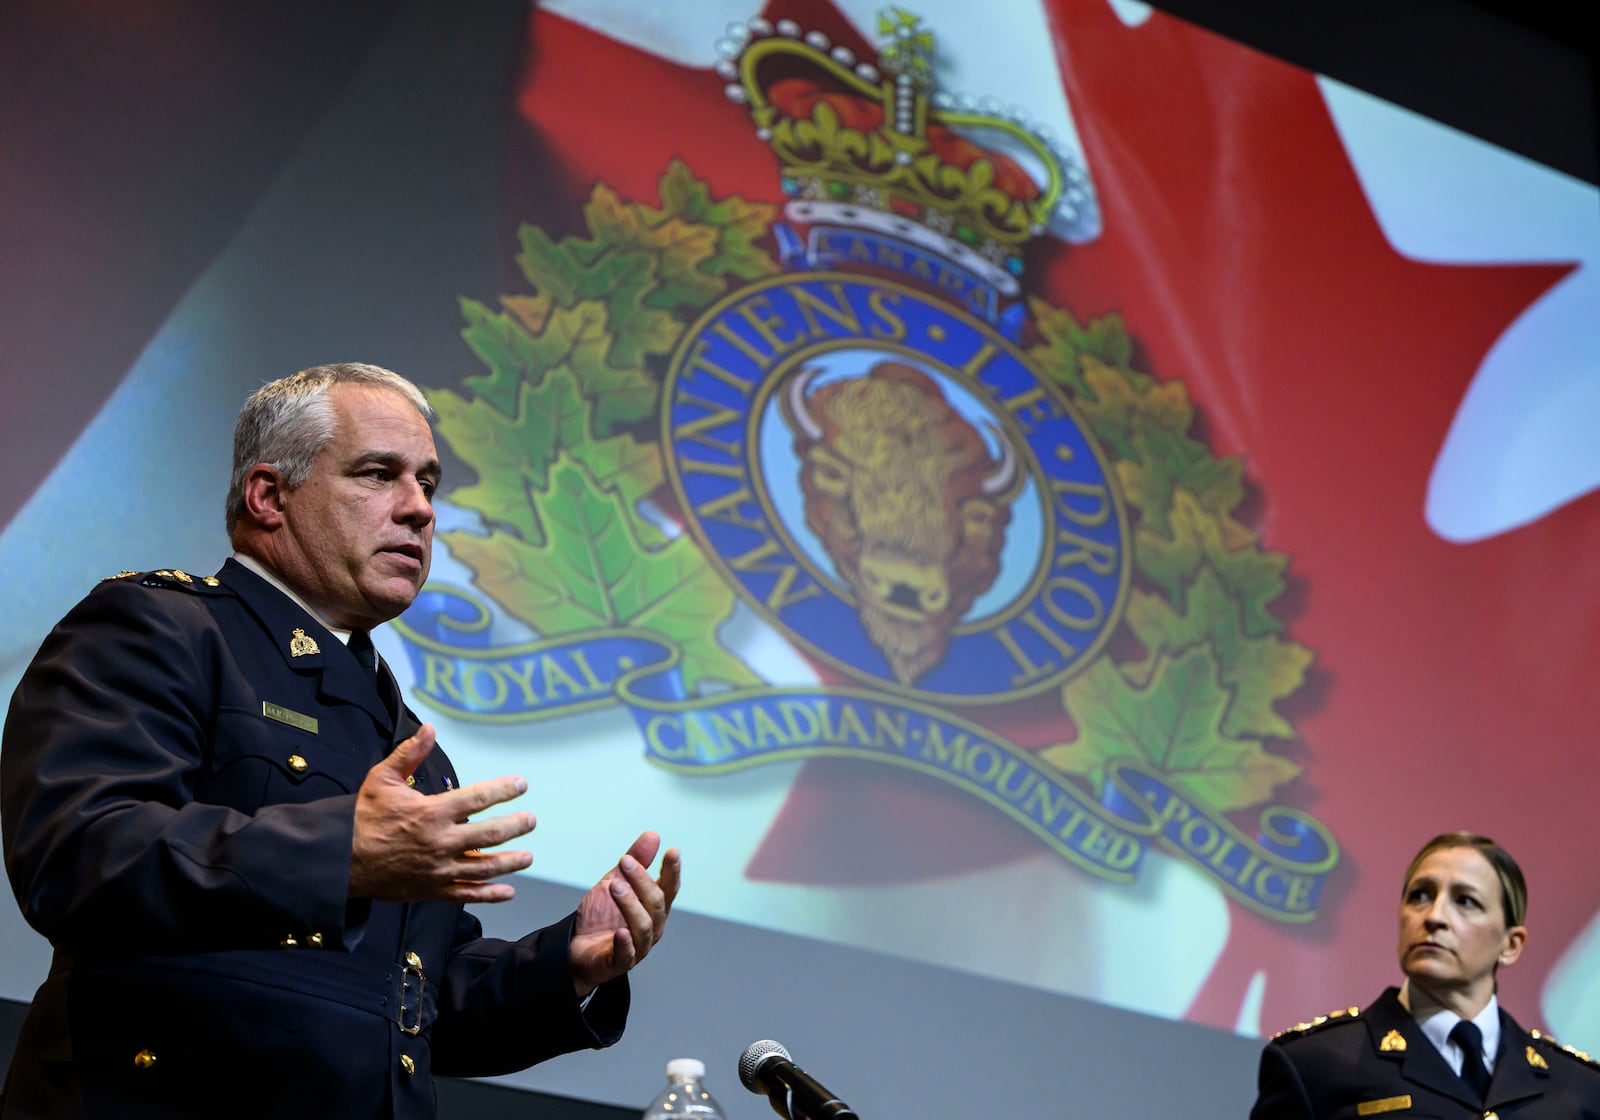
717;8;1097;294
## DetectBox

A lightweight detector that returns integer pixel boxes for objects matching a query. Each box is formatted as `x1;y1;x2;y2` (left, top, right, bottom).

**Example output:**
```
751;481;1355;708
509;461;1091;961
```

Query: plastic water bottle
642;1058;727;1120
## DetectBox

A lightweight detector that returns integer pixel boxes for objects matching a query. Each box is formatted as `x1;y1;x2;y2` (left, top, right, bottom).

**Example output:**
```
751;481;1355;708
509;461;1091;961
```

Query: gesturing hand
349;724;536;903
570;831;682;996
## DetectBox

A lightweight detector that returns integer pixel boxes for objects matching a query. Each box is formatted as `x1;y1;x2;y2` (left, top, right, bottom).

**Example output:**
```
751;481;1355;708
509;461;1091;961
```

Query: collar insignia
289;628;321;657
1526;1045;1548;1070
1379;1029;1407;1053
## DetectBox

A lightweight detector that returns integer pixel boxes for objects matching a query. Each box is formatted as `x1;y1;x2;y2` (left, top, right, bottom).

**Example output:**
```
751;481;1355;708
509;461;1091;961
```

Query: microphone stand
762;1083;861;1120
762;1085;792;1120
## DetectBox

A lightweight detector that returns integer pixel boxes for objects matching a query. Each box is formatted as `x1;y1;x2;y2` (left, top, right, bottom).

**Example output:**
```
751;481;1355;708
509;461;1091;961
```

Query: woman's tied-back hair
1402;831;1527;929
225;363;434;543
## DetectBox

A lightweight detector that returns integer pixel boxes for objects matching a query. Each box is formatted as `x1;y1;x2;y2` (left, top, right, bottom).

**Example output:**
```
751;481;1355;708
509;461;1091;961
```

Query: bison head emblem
780;361;1024;686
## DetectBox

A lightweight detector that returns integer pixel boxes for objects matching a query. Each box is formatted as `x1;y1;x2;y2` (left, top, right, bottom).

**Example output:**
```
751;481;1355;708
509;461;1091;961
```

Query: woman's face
1397;846;1525;1005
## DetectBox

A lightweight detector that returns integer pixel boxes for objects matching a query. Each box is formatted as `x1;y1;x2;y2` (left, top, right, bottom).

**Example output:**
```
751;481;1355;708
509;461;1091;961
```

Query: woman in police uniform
1249;831;1600;1118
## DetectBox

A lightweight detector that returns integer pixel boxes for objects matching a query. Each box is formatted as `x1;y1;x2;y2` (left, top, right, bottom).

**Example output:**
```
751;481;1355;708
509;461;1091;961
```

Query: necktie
1449;1019;1491;1103
349;629;379;675
349;630;399;731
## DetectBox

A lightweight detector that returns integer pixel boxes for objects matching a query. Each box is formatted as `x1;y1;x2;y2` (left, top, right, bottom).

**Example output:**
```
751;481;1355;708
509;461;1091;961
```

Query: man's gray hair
225;363;434;540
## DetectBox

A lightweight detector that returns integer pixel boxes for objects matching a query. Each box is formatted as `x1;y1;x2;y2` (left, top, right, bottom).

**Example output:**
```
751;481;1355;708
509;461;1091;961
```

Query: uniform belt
54;947;435;1035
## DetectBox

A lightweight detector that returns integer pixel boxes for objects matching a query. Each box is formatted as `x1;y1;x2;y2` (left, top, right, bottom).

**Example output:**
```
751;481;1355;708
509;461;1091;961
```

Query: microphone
738;1040;859;1120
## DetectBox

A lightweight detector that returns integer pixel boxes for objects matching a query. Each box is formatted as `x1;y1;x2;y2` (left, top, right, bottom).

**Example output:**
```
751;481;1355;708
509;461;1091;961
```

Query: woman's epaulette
1272;1006;1363;1040
1530;1030;1600;1073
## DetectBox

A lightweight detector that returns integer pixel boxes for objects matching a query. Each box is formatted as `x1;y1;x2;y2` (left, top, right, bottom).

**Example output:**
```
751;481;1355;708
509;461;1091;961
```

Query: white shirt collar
1399;980;1502;1074
231;553;353;646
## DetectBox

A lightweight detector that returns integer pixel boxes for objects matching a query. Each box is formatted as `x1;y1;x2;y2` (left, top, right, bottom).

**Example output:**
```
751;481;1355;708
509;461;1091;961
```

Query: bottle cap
667;1058;706;1080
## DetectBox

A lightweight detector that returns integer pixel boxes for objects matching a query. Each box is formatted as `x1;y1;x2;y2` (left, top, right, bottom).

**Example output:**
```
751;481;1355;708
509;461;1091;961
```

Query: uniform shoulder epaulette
101;568;223;591
1272;1006;1363;1041
1530;1029;1600;1073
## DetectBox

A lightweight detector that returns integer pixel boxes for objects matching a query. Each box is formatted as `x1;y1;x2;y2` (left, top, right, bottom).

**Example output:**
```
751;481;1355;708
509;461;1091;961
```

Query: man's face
1397;845;1524;1005
270;383;440;630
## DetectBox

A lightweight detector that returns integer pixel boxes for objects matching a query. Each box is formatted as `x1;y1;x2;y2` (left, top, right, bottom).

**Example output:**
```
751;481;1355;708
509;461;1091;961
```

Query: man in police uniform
1250;832;1600;1118
0;363;681;1119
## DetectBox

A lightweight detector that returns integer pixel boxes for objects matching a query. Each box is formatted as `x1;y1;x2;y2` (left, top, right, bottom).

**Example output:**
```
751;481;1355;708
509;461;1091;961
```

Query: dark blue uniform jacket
1250;987;1600;1119
0;560;626;1119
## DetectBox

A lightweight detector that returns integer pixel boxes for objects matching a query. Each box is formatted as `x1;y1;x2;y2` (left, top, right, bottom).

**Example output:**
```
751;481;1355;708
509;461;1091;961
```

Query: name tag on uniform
1356;1096;1411;1116
263;702;319;734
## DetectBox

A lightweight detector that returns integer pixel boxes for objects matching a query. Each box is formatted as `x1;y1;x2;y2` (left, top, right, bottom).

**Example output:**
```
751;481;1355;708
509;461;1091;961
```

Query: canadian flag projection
485;0;1599;1039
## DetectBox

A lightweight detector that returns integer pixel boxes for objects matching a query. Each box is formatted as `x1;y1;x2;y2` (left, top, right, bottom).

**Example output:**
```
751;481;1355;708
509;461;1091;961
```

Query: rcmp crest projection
394;10;1337;922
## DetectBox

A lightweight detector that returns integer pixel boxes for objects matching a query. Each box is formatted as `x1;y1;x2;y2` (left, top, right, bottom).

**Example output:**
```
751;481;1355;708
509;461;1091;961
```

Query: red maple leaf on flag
505;0;1593;1033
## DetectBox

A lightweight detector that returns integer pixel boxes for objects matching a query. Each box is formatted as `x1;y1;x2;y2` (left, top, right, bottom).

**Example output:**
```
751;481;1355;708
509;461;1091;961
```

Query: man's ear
241;463;289;530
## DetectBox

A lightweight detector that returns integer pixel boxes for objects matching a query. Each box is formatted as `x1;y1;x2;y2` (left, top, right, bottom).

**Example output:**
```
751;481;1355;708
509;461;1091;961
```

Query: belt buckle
398;956;426;1036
